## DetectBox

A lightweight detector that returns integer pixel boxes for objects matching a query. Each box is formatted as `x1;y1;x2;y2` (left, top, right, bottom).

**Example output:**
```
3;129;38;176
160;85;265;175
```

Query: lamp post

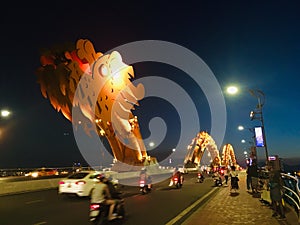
238;125;257;165
249;89;269;166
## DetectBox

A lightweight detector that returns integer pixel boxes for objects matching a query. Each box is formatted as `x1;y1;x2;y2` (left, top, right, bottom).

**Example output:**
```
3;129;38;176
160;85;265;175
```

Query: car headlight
31;172;39;178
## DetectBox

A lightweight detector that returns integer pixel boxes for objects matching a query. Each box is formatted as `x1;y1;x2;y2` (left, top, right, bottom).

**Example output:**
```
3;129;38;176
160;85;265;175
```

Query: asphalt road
0;173;220;225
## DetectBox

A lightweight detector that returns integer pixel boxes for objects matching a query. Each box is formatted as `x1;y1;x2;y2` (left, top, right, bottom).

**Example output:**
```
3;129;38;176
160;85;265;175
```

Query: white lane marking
165;187;217;225
33;222;47;225
25;199;44;204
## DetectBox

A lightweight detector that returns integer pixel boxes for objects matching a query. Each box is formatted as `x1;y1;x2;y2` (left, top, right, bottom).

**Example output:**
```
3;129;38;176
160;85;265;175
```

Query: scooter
169;172;184;189
197;172;205;183
89;198;125;225
139;179;152;194
213;175;222;186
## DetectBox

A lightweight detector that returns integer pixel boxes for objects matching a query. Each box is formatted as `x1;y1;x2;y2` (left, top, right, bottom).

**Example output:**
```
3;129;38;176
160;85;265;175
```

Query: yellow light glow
1;110;10;117
226;86;238;95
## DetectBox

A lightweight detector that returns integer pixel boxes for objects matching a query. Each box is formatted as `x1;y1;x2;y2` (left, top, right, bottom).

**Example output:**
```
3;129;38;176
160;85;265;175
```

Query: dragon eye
99;64;108;77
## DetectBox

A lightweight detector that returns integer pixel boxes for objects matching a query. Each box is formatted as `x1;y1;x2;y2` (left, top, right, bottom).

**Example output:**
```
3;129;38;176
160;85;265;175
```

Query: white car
58;171;101;197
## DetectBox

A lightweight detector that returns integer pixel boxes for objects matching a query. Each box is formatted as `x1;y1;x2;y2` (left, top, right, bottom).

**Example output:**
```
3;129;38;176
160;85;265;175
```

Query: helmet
96;173;105;181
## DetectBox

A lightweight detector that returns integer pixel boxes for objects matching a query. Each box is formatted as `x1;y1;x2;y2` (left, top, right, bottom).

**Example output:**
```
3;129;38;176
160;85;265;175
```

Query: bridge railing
281;173;300;221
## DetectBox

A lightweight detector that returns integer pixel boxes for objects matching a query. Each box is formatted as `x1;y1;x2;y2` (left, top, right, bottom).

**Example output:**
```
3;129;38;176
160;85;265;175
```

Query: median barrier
0;169;172;196
0;178;62;196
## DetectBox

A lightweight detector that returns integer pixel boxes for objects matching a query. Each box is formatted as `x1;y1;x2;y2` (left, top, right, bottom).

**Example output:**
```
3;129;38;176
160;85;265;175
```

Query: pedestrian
224;167;229;186
229;165;239;192
246;163;252;191
269;169;286;219
248;161;259;193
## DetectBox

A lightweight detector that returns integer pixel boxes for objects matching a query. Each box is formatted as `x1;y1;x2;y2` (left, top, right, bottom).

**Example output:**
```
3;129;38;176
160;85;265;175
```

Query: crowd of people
90;162;287;221
246;161;286;220
210;162;286;220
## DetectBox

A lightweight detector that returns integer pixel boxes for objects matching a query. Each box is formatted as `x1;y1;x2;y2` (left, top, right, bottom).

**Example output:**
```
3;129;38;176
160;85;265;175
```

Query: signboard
254;126;265;147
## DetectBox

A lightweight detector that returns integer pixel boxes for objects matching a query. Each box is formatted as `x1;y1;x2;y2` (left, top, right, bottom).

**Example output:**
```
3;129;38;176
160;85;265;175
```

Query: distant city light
226;86;238;95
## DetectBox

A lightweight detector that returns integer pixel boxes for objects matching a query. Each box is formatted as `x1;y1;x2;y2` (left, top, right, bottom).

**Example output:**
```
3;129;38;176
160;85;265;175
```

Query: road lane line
33;222;47;225
25;199;44;204
165;187;218;225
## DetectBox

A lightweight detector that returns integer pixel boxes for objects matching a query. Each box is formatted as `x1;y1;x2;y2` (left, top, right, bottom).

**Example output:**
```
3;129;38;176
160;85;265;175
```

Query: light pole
249;89;269;166
238;125;257;165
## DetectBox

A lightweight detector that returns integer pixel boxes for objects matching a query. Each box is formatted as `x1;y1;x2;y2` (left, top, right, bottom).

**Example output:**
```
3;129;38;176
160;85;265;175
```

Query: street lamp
226;86;238;95
1;109;11;118
249;89;269;166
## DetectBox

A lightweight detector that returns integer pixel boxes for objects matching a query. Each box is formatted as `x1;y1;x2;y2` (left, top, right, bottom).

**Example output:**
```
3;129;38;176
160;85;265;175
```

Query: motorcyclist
169;167;184;186
140;168;152;189
212;170;222;186
90;174;121;221
102;175;121;199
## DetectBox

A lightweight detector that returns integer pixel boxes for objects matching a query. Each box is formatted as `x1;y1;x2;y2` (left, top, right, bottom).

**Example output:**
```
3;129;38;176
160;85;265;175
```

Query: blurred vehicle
58;171;118;197
58;171;100;197
89;193;125;224
197;172;205;183
177;165;187;174
25;168;58;178
169;171;184;189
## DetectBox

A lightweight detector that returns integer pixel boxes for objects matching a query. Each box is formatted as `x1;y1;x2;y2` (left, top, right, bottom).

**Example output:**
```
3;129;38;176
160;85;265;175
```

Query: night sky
0;1;299;169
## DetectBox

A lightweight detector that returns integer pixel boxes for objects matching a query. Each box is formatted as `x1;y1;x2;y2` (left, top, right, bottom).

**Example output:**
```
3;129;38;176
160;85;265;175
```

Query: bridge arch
184;131;221;168
184;132;239;169
221;143;237;168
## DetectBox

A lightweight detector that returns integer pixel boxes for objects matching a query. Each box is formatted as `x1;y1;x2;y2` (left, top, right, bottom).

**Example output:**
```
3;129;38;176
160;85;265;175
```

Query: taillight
75;180;86;185
197;173;201;176
90;204;100;210
59;181;65;185
140;180;145;186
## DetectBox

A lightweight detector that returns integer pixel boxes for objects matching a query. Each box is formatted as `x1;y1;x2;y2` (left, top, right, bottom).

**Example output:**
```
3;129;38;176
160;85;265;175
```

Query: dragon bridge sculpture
184;131;221;168
36;39;156;168
184;131;239;169
221;143;237;168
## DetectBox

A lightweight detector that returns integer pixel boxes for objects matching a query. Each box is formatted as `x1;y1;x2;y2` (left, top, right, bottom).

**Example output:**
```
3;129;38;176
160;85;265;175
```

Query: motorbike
139;179;152;194
213;173;222;186
197;172;205;183
169;172;184;189
89;197;125;225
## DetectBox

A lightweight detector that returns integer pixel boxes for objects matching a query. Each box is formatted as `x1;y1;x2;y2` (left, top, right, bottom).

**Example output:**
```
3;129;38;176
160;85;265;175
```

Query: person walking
246;163;252;191
269;169;286;219
224;167;229;186
229;165;239;192
248;161;259;193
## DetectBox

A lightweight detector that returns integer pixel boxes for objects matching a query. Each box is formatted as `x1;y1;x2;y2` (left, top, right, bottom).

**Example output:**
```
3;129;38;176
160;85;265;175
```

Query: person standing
229;165;239;192
269;169;286;219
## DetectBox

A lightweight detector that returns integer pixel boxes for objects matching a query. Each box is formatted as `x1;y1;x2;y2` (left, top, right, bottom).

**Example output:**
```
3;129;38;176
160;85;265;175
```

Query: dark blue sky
0;1;299;168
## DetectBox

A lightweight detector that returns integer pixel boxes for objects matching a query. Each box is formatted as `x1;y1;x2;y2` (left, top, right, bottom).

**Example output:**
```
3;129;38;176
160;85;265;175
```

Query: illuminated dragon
36;39;153;167
184;131;239;169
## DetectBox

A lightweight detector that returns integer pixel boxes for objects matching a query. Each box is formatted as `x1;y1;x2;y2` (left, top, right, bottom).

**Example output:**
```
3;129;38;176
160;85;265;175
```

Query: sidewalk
182;171;299;225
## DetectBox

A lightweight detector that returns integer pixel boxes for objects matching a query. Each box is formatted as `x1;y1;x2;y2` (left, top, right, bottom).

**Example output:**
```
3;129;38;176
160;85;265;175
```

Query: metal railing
281;173;300;221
